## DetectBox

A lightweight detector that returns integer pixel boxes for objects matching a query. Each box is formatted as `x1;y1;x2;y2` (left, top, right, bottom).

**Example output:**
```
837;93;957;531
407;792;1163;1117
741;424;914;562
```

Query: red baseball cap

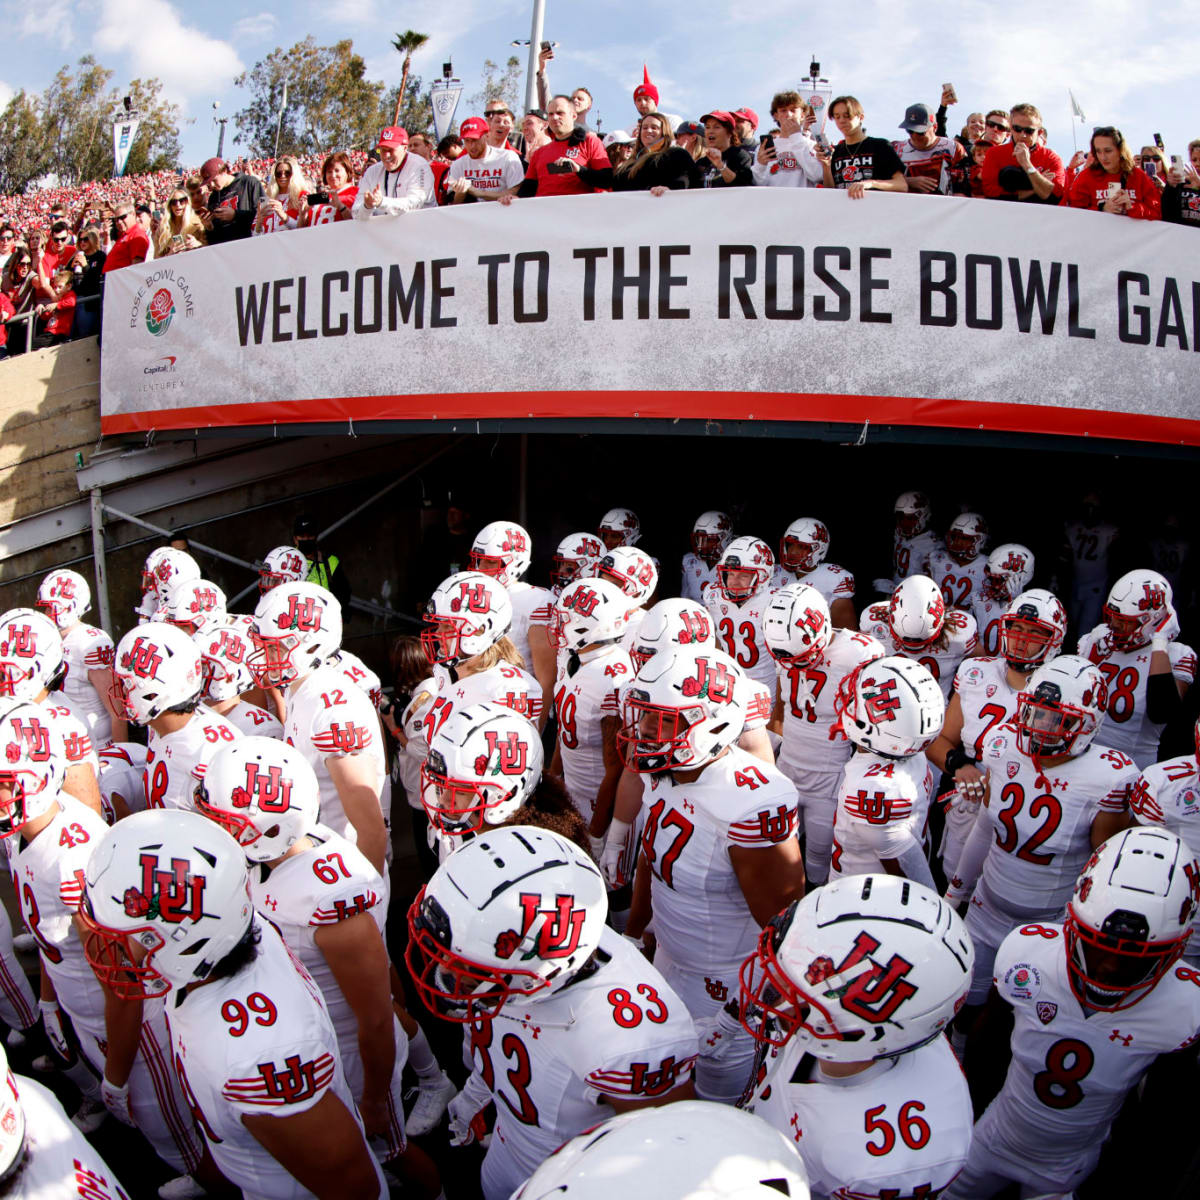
378;126;408;148
732;108;759;130
459;117;489;139
700;111;736;131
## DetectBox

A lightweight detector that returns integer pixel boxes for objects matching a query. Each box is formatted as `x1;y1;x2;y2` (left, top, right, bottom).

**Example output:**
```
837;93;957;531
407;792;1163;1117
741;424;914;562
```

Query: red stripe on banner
100;391;1200;445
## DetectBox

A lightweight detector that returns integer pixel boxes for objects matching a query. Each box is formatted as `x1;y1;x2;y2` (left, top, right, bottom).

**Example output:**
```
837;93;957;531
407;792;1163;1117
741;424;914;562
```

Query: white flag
430;78;464;143
1069;89;1086;122
112;115;140;177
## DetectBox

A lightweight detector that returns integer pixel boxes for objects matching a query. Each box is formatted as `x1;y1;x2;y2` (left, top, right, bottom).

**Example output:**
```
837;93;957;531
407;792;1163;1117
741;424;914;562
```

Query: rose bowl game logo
146;287;176;337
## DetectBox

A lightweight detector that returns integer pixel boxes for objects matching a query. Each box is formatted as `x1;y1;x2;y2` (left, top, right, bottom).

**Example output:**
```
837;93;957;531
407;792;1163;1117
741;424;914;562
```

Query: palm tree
391;30;429;125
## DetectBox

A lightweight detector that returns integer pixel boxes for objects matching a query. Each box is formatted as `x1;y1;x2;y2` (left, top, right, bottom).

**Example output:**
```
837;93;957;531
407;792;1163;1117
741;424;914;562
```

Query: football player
597;506;641;551
112;623;242;814
136;546;200;624
406;826;697;1200
763;583;884;887
36;568;126;745
928;588;1068;878
469;521;555;727
970;543;1034;655
1078;568;1196;769
945;827;1200;1199
1;701;205;1174
193;621;283;737
1060;490;1119;636
927;512;989;608
740;875;973;1199
860;574;978;699
772;518;856;628
595;546;658;654
80;810;386;1199
706;536;779;691
880;489;940;591
549;532;602;598
830;656;944;889
250;584;387;876
681;511;732;603
945;656;1135;1009
622;645;803;1102
259;544;309;594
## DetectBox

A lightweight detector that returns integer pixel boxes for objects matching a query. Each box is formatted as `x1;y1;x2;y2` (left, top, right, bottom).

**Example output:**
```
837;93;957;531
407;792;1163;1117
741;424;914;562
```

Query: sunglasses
1011;123;1038;135
51;234;69;243
275;170;291;178
169;198;187;206
486;110;510;118
985;120;1009;131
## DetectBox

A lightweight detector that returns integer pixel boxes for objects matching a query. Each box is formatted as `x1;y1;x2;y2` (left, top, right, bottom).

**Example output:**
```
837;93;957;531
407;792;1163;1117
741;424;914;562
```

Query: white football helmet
469;520;532;586
0;699;67;836
259;545;309;594
834;655;945;759
716;536;774;604
945;512;988;561
894;490;931;538
79;809;254;999
405;826;607;1021
1066;827;1198;1011
553;578;634;654
620;645;747;774
596;546;658;602
887;576;946;652
1016;655;1107;759
36;568;91;628
763;583;834;667
141;547;200;603
691;511;733;565
196;738;319;862
513;1102;810;1200
628;598;714;670
112;623;204;725
0;1043;25;1182
550;532;602;590
1000;588;1067;671
421;704;544;834
983;543;1034;602
779;517;831;574
0;608;65;699
162;578;227;637
1104;569;1174;652
421;571;513;667
194;622;256;703
250;583;341;686
598;507;641;549
739;874;973;1062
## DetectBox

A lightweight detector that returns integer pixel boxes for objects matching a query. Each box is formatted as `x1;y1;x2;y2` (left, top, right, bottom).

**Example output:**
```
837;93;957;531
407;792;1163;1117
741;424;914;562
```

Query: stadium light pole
523;0;546;115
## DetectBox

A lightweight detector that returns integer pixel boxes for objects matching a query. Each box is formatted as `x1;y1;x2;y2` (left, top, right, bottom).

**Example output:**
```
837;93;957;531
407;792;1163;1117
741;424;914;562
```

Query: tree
0;91;49;195
233;38;384;157
390;31;429;125
379;74;434;139
467;56;523;114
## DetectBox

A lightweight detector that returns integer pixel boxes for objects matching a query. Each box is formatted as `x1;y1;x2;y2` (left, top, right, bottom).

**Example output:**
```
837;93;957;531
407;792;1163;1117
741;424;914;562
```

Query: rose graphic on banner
146;288;176;337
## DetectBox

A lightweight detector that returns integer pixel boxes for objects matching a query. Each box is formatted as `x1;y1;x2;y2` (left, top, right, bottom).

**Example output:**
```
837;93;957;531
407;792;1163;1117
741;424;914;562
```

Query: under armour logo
1109;1029;1133;1046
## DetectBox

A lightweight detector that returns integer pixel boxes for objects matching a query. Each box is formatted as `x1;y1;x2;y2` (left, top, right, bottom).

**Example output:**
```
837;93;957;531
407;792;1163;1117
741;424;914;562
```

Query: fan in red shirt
498;95;612;204
1064;126;1161;220
980;103;1065;203
299;152;360;228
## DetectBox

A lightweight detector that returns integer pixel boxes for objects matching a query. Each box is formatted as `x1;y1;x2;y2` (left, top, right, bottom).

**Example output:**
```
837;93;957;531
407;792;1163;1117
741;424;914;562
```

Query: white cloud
232;12;277;41
18;0;72;43
0;81;11;109
94;0;243;96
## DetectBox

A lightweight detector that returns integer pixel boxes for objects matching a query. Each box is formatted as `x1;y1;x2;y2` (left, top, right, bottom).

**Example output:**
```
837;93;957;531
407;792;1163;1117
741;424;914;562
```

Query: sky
2;0;1199;172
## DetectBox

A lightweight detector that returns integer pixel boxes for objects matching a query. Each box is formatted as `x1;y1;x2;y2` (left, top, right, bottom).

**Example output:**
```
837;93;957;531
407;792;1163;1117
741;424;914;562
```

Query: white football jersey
1130;754;1200;956
98;742;149;821
750;1035;972;1200
507;580;554;674
405;661;543;753
705;589;777;690
145;705;242;812
40;694;99;774
166;916;383;1200
927;548;987;609
1076;629;1197;768
976;726;1135;912
984;923;1200;1166
9;796;109;1041
891;529;940;586
221;699;284;739
469;929;697;1198
776;629;884;777
680;552;717;603
770;561;855;607
10;1072;133;1199
641;747;798;982
554;644;631;825
861;603;978;699
1063;520;1119;591
953;656;1023;760
446;143;525;196
60;621;116;745
831;751;936;879
285;668;385;845
330;650;383;707
971;591;1009;657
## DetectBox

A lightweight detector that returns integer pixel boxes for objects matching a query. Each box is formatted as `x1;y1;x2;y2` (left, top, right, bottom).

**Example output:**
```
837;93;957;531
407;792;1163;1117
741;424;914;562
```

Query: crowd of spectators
1;70;1197;359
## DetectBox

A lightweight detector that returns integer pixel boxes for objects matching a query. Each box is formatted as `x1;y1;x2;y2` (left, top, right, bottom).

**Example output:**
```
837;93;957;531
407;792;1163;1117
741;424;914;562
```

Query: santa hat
633;65;659;105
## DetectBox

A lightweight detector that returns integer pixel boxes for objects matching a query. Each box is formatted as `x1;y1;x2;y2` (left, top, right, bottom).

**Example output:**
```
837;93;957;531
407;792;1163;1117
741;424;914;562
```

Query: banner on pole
430;78;464;142
99;189;1200;444
112;114;140;177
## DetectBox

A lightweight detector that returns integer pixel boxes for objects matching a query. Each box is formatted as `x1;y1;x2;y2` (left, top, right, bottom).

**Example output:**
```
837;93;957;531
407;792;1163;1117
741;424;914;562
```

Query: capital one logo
493;892;587;961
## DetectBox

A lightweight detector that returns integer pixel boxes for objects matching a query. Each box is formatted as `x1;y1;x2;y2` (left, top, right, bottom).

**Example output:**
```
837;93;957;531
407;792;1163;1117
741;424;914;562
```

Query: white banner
805;83;833;142
99;189;1200;443
112;115;140;177
430;79;464;143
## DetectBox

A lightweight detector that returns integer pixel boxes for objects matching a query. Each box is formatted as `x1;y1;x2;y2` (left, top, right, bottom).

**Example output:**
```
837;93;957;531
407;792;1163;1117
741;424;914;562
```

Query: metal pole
216;118;227;160
101;506;259;574
90;488;112;634
524;0;546;115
